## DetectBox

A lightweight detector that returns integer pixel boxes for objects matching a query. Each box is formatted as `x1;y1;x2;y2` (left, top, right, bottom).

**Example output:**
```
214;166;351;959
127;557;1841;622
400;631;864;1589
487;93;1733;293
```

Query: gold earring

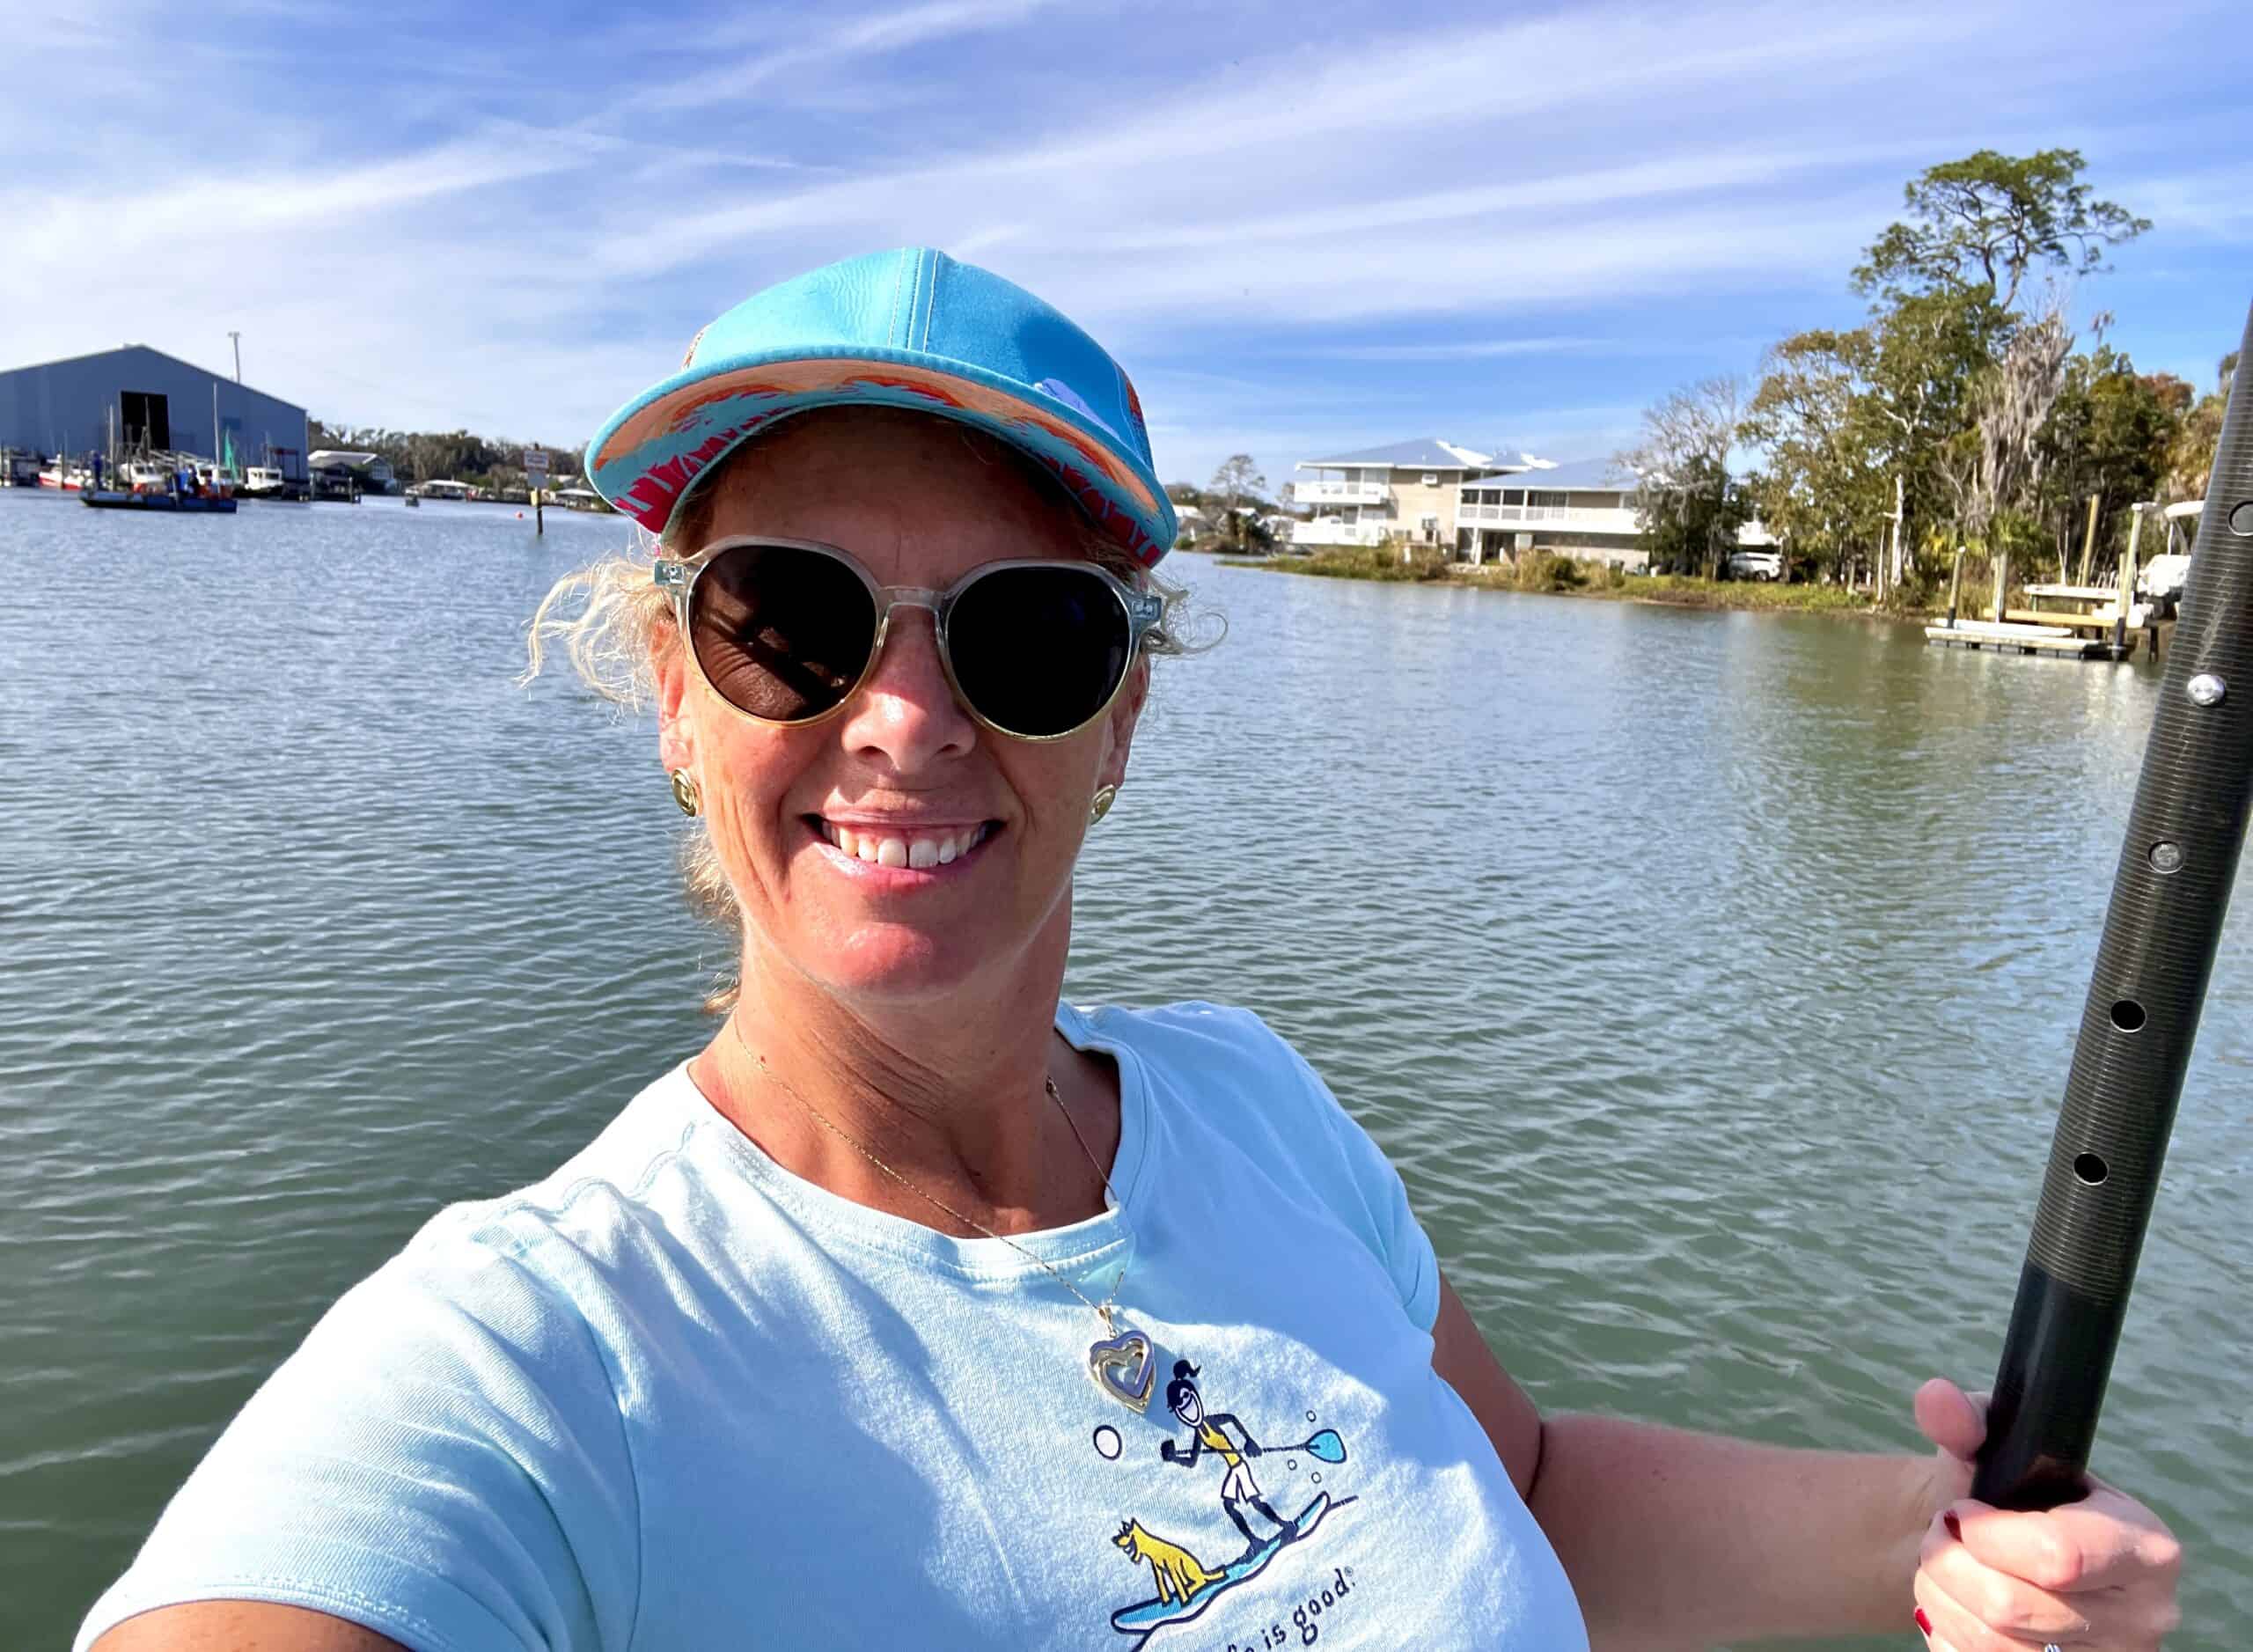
1089;783;1119;825
669;769;702;817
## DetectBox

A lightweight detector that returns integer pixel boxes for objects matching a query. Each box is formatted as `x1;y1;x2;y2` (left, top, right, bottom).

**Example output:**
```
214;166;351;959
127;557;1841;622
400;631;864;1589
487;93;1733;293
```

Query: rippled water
4;491;2247;1648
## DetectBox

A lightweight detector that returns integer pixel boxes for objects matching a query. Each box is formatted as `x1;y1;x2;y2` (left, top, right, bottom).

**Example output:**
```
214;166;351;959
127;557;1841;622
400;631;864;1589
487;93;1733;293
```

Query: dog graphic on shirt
1112;1518;1223;1604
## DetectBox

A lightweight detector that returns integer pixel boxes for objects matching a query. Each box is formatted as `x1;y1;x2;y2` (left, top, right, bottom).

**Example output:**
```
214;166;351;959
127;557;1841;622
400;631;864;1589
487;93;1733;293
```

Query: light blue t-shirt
78;1002;1587;1651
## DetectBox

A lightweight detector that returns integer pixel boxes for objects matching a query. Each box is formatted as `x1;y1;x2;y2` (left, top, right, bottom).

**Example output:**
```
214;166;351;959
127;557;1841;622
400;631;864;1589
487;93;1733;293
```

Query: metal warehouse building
0;346;310;481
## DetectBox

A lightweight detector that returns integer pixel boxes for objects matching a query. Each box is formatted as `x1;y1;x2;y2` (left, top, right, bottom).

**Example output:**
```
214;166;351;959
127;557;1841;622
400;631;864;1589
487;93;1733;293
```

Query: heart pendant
1087;1324;1155;1413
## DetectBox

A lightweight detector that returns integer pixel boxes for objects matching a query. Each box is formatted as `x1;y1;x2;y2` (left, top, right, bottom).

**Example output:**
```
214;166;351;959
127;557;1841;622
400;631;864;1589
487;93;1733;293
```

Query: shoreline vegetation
1224;544;1948;619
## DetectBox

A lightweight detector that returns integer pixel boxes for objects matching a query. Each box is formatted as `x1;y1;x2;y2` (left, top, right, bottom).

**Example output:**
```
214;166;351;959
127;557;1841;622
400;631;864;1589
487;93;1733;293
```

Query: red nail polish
1914;1607;1934;1636
1943;1512;1962;1541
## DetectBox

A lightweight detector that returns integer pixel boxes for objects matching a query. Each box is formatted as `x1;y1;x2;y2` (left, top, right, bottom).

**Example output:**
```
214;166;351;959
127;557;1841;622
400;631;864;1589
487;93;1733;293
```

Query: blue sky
5;0;2248;490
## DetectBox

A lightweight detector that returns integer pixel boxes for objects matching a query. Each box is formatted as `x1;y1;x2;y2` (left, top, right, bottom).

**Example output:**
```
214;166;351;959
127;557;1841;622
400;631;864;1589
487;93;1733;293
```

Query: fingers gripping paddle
1973;300;2253;1511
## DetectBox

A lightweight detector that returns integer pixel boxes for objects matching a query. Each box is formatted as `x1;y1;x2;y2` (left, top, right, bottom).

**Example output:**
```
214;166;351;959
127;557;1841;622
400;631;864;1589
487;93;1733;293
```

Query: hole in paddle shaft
2110;999;2147;1032
2075;1152;2110;1186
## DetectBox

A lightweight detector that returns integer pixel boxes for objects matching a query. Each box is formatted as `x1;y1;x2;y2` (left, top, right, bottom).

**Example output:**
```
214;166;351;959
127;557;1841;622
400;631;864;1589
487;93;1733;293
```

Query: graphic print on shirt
1105;1358;1359;1642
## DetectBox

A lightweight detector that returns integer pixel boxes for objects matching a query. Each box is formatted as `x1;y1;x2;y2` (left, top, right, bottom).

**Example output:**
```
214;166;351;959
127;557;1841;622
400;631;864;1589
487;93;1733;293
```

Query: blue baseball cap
585;248;1177;565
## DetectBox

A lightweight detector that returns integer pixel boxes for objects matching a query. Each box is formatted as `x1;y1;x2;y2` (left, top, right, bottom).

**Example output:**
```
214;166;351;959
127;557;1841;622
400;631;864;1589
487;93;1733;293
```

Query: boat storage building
0;346;310;482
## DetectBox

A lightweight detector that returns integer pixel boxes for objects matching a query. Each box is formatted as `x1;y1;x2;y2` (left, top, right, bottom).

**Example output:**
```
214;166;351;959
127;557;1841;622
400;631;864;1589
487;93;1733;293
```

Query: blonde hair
523;416;1207;1013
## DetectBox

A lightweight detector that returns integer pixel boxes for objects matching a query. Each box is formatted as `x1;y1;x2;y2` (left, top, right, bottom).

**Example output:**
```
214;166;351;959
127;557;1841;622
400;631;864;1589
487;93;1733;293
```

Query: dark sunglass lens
949;566;1131;738
690;546;877;721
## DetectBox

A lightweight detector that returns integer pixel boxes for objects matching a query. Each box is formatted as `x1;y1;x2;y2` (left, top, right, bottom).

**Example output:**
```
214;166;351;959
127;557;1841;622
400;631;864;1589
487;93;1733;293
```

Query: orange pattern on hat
598;358;1153;512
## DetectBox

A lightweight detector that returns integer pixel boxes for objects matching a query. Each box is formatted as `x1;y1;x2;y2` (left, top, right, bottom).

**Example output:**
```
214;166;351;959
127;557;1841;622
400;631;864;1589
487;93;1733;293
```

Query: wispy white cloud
613;0;1064;116
625;10;1992;277
2117;161;2253;241
10;128;618;263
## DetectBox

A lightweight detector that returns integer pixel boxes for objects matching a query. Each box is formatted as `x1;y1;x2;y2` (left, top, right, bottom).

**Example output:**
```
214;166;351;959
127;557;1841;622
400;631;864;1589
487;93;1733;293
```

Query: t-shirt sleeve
74;1229;638;1652
1234;1009;1443;1334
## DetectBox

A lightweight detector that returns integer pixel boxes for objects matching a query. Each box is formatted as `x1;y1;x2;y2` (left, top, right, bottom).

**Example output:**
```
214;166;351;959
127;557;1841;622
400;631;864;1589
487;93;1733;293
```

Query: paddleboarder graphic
1158;1361;1292;1553
1106;1359;1357;1641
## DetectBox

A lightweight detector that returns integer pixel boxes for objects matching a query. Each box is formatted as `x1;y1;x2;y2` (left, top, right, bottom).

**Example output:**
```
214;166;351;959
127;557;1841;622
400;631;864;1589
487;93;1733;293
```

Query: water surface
2;491;2245;1647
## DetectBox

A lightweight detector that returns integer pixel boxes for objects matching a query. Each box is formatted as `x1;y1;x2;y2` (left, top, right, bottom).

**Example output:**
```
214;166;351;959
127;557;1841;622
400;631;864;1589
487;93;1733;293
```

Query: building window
1421;473;1438;486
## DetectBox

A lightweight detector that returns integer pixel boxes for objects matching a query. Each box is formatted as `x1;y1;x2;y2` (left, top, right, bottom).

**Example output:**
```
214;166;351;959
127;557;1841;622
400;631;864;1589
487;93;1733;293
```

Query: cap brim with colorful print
585;248;1177;567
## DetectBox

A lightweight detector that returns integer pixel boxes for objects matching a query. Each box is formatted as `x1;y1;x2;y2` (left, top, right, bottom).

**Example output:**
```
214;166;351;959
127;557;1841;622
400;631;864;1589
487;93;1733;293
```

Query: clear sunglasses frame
653;535;1165;743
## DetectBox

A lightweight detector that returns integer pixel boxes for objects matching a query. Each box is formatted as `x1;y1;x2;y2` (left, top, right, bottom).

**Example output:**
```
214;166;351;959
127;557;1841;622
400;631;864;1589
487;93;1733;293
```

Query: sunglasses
654;537;1164;741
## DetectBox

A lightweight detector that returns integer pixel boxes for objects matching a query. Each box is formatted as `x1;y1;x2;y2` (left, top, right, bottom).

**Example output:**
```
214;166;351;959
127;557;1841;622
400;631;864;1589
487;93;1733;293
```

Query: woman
81;250;2181;1651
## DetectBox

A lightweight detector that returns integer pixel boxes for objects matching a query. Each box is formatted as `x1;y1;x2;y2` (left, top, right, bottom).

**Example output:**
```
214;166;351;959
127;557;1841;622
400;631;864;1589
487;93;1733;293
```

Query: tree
1215;510;1276;556
1207;453;1268;517
2166;350;2240;502
1630;452;1753;578
1619;376;1746;576
1857;290;2007;587
1740;334;1890;582
1937;290;2077;594
2034;344;2176;578
1181;455;1275;555
1853;149;2149;313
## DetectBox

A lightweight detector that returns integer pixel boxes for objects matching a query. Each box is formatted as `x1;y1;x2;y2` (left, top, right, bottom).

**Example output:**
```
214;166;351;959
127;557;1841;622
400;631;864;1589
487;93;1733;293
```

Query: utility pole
228;332;242;383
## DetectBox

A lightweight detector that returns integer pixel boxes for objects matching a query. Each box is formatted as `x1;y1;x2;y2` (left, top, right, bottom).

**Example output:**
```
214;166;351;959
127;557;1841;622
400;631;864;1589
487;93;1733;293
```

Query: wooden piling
1947;547;1965;628
1993;550;2009;625
2112;529;2135;657
2077;492;2101;585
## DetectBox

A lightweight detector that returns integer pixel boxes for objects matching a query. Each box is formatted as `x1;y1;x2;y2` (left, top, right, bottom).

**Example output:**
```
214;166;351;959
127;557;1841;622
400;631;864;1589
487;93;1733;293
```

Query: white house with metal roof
1291;437;1536;548
1457;457;1776;569
1293;436;1775;565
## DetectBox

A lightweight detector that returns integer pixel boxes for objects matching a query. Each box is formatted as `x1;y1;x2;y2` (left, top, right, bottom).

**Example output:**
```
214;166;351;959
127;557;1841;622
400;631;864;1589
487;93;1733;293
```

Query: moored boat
80;488;238;514
81;461;239;514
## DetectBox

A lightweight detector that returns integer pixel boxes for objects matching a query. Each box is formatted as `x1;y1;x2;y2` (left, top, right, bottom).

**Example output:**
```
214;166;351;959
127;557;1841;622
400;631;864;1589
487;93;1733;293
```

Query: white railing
1294;519;1387;547
1293;479;1390;505
1461;503;1555;523
1457;503;1640;532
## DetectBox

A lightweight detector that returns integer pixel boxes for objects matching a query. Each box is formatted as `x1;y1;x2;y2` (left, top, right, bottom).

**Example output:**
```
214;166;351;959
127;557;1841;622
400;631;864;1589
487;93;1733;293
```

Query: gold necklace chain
726;1017;1131;1330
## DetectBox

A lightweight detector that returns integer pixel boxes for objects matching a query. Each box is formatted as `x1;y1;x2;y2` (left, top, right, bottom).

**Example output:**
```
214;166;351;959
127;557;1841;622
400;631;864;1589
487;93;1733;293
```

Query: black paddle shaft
1973;300;2253;1511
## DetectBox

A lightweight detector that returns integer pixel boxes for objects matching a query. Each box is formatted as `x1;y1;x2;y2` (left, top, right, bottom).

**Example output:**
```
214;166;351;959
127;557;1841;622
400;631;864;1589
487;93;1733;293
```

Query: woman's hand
1909;1377;2183;1650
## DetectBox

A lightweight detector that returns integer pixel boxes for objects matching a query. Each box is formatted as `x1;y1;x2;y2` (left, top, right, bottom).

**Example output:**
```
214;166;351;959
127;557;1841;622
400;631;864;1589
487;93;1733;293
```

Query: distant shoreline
1224;547;1923;620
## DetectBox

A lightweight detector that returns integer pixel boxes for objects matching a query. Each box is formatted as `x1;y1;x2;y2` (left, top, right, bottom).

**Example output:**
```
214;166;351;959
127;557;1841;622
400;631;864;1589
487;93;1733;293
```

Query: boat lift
1925;499;2187;662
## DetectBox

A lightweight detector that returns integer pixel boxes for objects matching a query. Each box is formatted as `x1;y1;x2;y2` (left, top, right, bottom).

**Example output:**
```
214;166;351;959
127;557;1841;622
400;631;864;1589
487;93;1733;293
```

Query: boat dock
1924;525;2170;663
1924;618;2127;659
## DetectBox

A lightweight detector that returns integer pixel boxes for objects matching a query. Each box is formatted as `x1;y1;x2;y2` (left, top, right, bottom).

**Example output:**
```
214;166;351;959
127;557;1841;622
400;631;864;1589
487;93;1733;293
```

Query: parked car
1727;549;1784;581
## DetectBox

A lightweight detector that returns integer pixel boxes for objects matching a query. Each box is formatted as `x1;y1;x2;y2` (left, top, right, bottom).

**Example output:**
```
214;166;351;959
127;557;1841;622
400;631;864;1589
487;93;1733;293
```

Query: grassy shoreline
1237;546;1927;620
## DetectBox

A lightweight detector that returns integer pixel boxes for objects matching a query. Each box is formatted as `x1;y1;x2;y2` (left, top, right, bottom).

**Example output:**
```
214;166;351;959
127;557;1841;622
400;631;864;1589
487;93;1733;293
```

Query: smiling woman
76;250;2183;1652
524;413;1188;1013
